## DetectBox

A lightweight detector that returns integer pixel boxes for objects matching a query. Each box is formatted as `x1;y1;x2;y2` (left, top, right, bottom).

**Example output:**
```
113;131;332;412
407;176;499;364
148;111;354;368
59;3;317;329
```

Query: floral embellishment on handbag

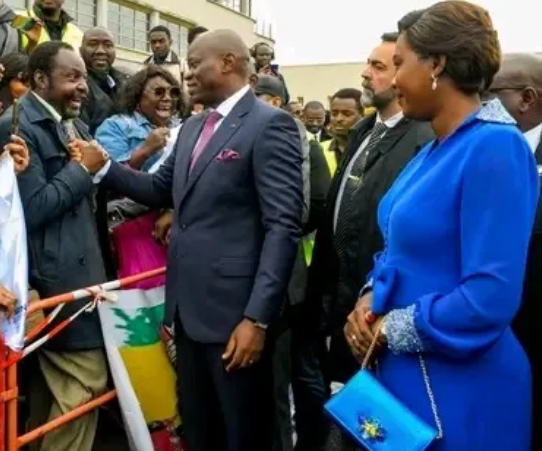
359;416;386;442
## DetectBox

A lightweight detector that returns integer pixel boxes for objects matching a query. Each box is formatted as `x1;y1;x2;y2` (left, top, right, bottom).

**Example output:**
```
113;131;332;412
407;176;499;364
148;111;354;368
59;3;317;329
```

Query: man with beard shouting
305;31;434;448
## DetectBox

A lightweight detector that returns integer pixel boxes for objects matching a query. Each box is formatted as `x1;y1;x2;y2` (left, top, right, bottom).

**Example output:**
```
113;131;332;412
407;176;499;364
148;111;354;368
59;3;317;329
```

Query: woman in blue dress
344;2;539;450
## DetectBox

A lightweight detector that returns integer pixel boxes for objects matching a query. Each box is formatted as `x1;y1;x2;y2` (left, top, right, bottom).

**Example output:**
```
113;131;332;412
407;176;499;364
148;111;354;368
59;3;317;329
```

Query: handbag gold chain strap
361;321;444;439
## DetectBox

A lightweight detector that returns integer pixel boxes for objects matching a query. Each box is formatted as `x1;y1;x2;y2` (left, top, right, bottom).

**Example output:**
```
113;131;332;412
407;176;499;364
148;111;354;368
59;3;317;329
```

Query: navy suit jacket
102;89;304;343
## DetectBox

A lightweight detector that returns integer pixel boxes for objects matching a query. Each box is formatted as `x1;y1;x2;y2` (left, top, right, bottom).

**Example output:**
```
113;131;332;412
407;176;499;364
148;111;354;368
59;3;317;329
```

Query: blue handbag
324;327;443;451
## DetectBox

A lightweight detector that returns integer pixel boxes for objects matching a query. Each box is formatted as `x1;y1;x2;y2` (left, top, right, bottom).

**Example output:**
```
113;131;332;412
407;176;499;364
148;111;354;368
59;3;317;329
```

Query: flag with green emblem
98;286;185;451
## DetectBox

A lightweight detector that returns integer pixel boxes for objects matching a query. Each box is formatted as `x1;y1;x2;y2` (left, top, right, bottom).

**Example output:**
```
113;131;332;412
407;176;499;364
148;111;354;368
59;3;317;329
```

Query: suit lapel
177;90;255;209
364;118;410;174
176;113;207;187
54;122;71;154
186;111;242;184
23;94;71;156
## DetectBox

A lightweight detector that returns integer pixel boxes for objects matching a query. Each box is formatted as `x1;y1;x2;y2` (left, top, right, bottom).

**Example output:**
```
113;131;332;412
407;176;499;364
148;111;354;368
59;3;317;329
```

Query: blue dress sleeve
96;116;132;163
386;127;540;359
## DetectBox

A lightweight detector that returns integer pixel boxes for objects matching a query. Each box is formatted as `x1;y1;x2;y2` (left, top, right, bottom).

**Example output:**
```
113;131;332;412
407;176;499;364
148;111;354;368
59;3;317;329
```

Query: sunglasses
148;86;181;100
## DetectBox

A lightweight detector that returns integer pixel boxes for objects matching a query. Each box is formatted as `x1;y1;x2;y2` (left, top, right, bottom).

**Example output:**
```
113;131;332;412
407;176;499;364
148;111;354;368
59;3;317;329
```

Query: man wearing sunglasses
486;53;542;451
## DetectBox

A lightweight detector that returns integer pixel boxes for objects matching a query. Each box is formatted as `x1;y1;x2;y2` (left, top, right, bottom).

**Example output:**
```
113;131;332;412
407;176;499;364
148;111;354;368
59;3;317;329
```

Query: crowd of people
0;0;541;450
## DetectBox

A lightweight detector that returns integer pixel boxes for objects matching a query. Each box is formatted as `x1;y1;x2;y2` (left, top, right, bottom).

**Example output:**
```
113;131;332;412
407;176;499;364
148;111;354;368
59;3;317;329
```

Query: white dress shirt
194;84;250;147
333;111;403;231
523;122;542;153
94;84;251;183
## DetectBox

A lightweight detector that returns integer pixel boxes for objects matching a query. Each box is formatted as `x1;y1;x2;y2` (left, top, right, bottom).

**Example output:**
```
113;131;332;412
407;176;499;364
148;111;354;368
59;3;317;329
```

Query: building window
10;0;27;10
64;0;97;31
159;18;189;59
209;0;242;13
108;2;149;52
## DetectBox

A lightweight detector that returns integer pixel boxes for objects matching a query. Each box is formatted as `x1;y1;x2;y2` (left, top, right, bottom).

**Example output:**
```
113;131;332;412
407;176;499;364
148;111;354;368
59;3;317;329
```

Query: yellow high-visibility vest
16;9;83;52
320;139;337;176
302;138;338;266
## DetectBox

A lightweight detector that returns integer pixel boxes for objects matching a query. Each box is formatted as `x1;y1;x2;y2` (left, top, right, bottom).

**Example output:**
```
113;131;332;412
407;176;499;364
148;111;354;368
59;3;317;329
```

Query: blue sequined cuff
359;278;374;298
386;305;426;354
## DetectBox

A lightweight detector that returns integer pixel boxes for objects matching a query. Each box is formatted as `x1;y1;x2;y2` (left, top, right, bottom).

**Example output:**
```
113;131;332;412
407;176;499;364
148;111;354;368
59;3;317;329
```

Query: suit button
79;256;87;266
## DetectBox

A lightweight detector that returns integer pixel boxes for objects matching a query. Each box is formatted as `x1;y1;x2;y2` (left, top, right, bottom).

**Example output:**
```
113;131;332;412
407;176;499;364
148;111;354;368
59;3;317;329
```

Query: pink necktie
190;110;223;171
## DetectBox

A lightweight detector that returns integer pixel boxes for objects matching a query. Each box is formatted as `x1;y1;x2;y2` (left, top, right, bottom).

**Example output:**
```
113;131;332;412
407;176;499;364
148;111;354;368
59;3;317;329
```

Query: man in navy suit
90;29;304;451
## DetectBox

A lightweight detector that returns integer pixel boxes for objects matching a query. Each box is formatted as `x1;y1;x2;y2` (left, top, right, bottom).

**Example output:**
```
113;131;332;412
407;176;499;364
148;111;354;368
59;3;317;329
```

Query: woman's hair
117;65;184;116
0;53;29;88
398;1;501;94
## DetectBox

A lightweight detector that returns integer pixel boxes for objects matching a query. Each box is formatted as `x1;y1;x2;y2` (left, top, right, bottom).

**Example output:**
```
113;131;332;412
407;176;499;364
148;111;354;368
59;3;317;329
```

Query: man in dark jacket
255;74;333;451
79;27;128;280
79;27;127;136
0;41;109;451
307;34;434;448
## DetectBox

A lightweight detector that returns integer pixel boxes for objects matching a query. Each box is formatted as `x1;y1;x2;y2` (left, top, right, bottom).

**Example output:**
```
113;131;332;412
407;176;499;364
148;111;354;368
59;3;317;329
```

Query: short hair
381;32;399;43
0;53;28;88
303;100;325;112
188;26;208;45
331;88;363;113
28;41;74;89
398;1;501;94
149;25;171;40
250;42;275;60
117;65;183;116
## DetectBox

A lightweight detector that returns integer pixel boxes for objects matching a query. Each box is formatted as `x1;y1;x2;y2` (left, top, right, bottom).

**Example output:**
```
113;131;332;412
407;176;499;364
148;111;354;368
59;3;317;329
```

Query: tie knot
206;110;223;126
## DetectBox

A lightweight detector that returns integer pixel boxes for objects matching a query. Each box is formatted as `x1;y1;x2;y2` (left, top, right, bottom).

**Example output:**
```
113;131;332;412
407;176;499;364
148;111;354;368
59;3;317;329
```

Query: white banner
0;155;28;351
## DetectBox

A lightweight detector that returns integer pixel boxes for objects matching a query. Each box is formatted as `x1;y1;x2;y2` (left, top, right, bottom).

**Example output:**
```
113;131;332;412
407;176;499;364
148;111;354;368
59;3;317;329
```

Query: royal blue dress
368;100;539;450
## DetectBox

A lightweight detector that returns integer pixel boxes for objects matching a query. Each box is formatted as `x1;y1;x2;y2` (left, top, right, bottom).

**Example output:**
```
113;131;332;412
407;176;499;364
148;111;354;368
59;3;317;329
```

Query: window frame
209;0;243;14
64;0;97;31
107;0;150;53
158;16;191;60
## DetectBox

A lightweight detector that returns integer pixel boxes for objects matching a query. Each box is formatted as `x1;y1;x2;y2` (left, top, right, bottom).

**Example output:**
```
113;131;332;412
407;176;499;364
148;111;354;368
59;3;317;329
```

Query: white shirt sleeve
92;160;111;184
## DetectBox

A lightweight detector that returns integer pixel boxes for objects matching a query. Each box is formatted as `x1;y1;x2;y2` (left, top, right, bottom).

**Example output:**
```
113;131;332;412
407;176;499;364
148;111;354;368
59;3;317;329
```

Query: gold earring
431;74;438;91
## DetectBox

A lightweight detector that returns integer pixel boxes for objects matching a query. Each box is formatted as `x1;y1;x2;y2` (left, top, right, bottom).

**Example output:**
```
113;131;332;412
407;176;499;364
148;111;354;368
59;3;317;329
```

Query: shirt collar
376;111;403;128
32;92;62;123
523;122;542;153
106;75;116;89
151;51;174;64
214;85;250;119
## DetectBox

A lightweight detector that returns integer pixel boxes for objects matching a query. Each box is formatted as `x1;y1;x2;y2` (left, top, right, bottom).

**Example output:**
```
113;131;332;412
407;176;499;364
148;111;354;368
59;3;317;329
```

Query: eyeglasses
147;86;181;100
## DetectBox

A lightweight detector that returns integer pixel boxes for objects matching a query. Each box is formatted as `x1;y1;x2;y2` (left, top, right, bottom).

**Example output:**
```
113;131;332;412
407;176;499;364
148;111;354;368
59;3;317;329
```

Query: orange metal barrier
0;267;166;451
